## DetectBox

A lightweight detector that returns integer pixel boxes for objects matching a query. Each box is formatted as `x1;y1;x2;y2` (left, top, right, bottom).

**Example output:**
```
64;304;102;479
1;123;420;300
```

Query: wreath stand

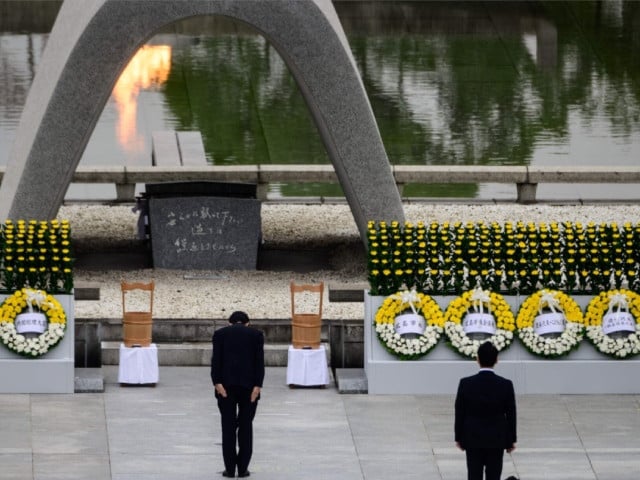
118;281;158;386
287;282;330;387
0;293;75;394
364;292;640;395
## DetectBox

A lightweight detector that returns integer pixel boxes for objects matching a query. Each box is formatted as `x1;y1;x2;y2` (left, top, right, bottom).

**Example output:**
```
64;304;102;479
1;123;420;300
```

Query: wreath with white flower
516;289;584;358
443;287;515;359
0;288;67;358
374;289;445;360
584;289;640;359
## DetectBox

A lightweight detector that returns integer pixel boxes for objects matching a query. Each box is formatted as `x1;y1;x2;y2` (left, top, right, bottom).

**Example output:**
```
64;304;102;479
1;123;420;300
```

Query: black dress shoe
238;471;250;478
221;471;234;478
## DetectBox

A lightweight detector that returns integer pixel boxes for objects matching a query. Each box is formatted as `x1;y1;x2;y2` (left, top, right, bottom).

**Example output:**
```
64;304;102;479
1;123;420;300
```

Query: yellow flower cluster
516;289;583;329
0;288;66;326
444;290;516;331
367;220;640;297
0;289;27;319
584;289;640;327
2;219;73;293
375;292;445;328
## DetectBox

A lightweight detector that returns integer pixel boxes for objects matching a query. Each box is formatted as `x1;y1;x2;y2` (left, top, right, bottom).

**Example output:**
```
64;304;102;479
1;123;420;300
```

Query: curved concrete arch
0;0;404;240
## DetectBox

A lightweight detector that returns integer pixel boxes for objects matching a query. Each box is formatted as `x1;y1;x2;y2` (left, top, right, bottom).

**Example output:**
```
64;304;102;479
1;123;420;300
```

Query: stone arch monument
0;0;404;241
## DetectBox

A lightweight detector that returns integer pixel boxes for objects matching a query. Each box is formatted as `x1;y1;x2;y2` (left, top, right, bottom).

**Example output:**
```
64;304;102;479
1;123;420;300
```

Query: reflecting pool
1;1;639;199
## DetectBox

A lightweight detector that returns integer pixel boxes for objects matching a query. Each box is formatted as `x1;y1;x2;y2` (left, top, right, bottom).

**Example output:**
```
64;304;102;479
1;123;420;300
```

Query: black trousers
465;448;504;480
216;385;259;475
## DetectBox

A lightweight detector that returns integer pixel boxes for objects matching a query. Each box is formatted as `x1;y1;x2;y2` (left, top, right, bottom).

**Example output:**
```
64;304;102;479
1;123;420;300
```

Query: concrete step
76;319;360;369
95;318;320;345
334;368;367;394
74;368;104;393
100;341;331;367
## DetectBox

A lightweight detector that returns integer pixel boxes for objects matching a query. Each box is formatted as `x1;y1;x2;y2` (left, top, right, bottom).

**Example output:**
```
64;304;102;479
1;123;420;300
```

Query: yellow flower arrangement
374;290;444;360
2;219;73;293
584;289;640;359
443;289;515;358
516;289;584;358
367;220;640;296
0;288;66;358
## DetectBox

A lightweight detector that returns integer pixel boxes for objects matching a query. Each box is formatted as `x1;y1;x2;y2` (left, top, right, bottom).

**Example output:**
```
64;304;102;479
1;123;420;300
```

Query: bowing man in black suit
455;341;517;480
211;311;265;478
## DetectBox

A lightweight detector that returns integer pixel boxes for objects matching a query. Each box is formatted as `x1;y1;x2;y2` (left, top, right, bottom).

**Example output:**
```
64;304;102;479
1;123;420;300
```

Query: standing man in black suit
455;341;517;480
211;311;265;478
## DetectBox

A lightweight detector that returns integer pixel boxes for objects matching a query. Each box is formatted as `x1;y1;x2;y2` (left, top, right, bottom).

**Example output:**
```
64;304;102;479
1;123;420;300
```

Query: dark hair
229;311;250;324
477;341;498;367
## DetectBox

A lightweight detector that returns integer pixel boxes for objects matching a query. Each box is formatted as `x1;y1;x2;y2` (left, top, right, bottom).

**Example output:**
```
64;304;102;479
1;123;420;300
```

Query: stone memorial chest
147;185;261;270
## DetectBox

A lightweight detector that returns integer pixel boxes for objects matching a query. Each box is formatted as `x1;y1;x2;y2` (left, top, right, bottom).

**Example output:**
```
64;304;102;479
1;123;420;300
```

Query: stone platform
365;293;640;395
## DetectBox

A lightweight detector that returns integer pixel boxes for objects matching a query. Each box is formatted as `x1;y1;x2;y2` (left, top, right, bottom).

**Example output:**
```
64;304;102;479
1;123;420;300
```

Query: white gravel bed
61;202;640;320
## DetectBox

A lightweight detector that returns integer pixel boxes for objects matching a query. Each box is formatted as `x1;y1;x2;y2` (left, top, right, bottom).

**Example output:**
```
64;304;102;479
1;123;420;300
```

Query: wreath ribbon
470;286;491;315
607;293;629;315
24;289;47;313
392;288;420;315
538;290;563;315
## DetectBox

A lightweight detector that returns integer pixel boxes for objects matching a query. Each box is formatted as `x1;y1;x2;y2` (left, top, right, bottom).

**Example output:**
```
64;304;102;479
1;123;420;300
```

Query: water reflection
113;45;172;152
164;34;328;167
0;1;639;199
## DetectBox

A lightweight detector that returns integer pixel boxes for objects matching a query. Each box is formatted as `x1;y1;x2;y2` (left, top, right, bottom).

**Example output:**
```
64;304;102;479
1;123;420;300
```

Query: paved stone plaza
0;366;638;479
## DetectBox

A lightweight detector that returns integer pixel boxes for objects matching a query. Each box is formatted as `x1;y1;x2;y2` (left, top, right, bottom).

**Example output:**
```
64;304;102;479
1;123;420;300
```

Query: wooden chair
121;281;154;347
290;281;324;349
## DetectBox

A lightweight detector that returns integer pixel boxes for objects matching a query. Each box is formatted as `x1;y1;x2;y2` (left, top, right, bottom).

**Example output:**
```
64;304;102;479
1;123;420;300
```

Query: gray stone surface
74;282;101;301
152;131;181;167
177;131;207;166
335;367;368;394
74;368;105;393
328;282;368;302
1;366;639;479
0;0;404;240
148;195;261;269
150;130;208;167
81;316;357;368
100;341;321;368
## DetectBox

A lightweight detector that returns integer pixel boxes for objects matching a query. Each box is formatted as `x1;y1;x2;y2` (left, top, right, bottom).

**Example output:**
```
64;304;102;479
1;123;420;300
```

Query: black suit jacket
455;370;517;450
211;323;265;390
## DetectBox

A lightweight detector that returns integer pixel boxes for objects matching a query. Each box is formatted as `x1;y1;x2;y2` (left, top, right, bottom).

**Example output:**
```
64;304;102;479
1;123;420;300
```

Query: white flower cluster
444;322;513;358
586;326;640;359
518;323;584;357
0;322;65;357
375;322;442;358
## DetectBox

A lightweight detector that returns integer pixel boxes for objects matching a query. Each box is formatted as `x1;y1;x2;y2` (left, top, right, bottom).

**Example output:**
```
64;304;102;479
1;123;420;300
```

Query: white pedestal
365;292;640;394
286;345;330;386
118;343;159;385
0;294;75;393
